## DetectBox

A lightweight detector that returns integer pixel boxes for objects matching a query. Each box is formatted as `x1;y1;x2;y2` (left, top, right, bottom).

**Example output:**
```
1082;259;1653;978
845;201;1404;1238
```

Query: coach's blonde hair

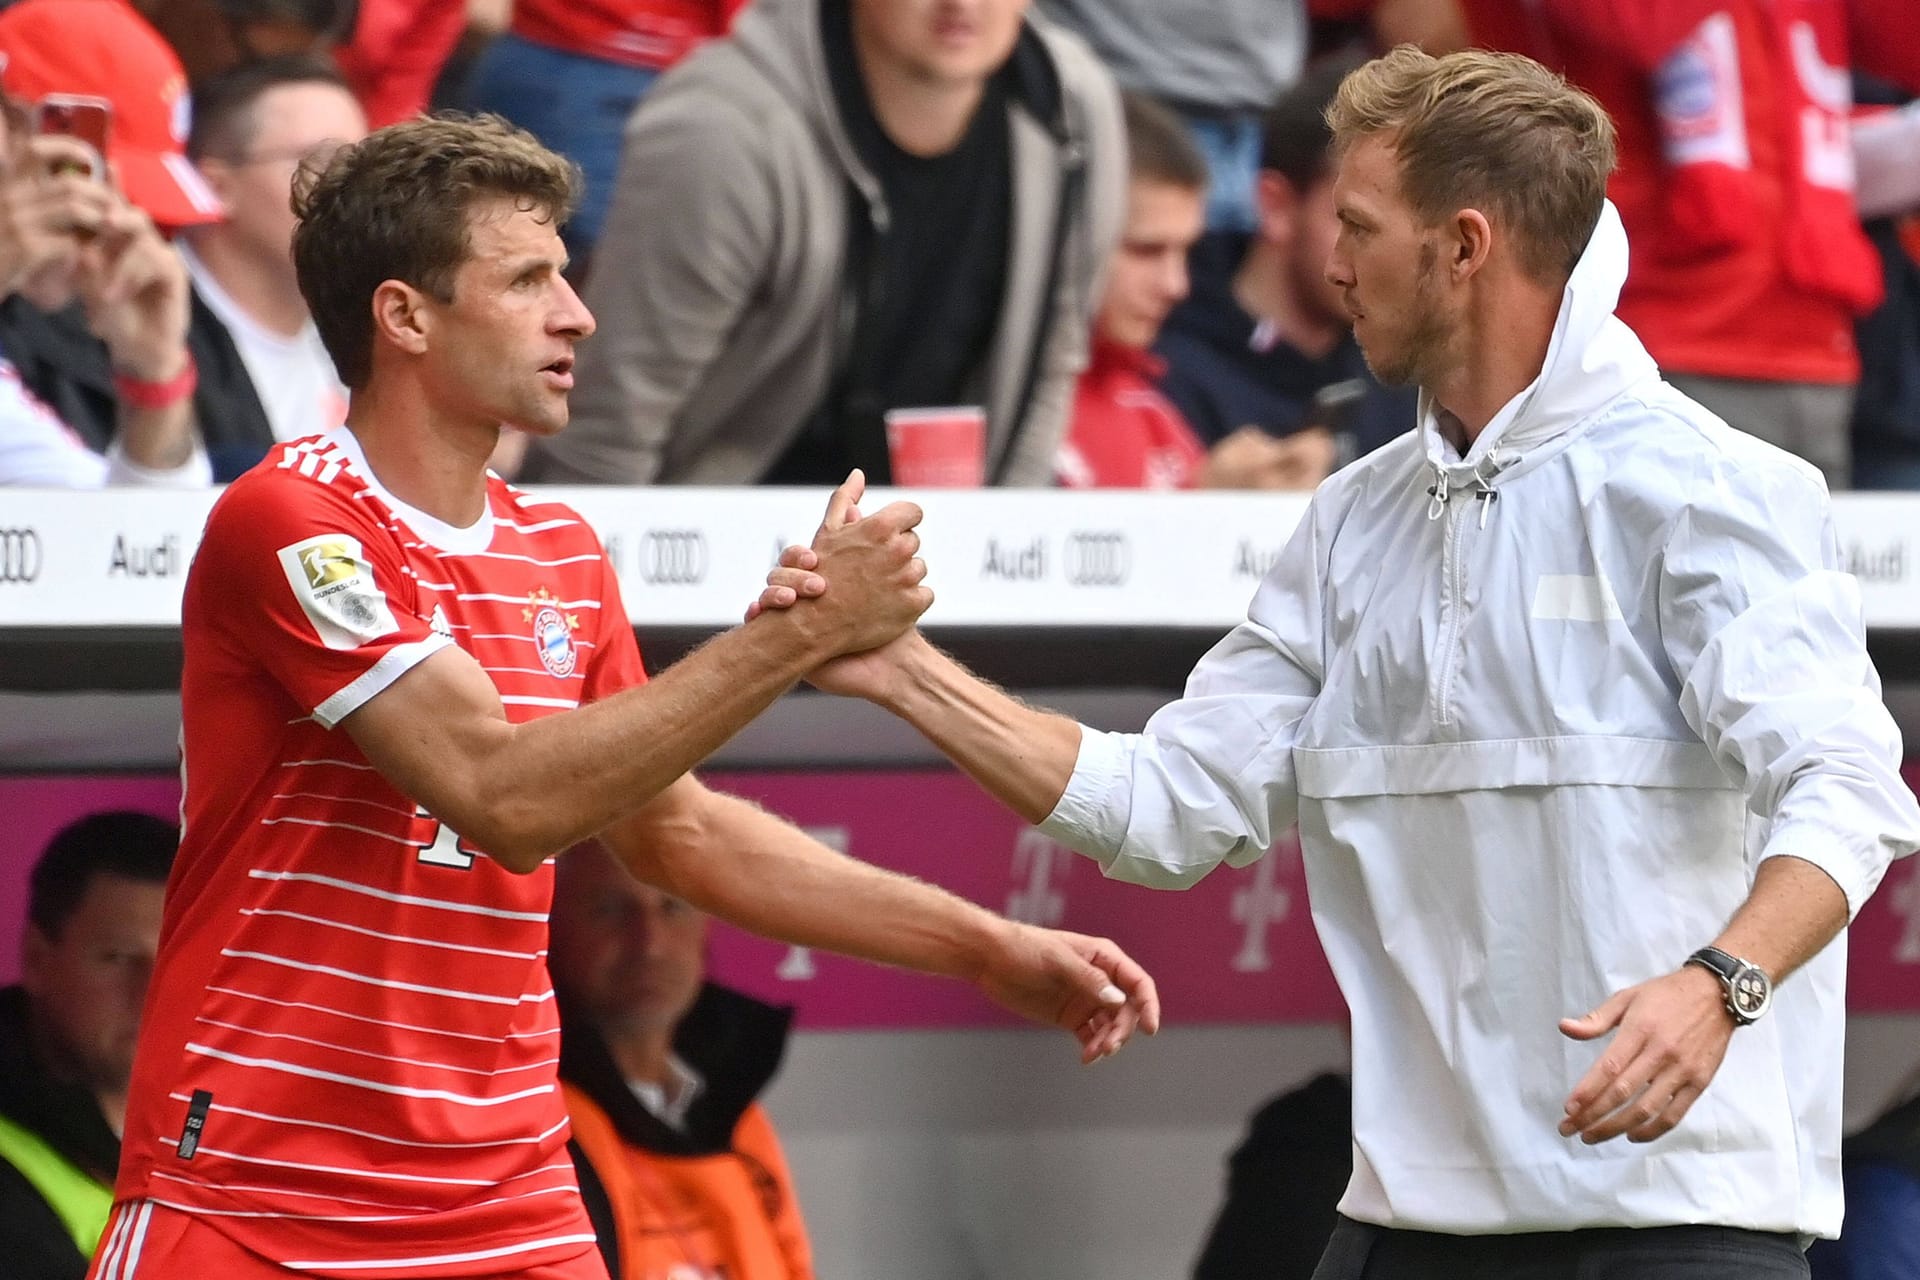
1327;45;1617;283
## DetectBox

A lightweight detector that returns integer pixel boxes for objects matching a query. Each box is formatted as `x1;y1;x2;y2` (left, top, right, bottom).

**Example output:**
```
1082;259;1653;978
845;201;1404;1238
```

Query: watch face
1731;968;1771;1018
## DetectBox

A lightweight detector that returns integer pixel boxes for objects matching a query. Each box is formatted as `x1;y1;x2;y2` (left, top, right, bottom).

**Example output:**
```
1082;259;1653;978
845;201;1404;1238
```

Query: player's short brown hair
291;112;579;388
1327;45;1616;283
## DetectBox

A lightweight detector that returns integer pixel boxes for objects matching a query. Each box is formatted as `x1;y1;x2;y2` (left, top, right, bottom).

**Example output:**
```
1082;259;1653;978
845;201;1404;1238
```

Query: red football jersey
116;432;646;1277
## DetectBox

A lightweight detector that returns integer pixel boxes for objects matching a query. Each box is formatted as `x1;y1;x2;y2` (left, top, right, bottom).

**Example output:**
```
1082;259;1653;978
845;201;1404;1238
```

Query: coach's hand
1556;963;1734;1144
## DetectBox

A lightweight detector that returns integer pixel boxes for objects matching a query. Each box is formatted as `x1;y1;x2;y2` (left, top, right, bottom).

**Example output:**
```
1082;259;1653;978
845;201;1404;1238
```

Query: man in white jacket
754;45;1920;1279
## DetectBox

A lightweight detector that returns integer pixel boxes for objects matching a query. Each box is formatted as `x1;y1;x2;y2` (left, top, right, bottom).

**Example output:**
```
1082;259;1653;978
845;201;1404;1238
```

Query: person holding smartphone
0;0;219;486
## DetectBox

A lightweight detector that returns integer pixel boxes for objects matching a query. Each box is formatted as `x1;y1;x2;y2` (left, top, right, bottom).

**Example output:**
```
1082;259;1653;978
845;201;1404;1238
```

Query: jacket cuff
1038;724;1131;868
1760;821;1896;921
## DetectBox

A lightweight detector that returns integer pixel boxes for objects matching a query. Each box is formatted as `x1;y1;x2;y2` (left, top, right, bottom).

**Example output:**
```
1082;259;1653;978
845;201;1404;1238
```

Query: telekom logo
1008;829;1071;926
1893;859;1920;964
774;825;852;981
1231;843;1296;973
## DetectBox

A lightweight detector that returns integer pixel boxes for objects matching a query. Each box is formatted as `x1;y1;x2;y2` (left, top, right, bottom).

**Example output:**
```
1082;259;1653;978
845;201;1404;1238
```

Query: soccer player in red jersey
89;115;1159;1280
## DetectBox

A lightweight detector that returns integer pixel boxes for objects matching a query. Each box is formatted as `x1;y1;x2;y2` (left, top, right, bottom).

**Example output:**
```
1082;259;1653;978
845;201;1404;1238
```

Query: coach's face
423;196;595;438
1324;134;1458;389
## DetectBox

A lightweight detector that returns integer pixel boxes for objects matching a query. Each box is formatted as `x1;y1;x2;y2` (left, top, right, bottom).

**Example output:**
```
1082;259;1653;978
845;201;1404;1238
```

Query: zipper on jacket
1429;467;1499;726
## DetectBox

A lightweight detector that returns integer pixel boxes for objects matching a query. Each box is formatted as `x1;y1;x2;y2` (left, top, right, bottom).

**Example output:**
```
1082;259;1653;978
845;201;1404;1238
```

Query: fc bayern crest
523;587;579;678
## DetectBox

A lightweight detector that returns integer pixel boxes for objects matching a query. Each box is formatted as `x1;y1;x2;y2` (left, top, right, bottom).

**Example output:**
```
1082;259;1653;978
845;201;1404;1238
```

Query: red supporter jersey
511;0;741;71
1056;340;1205;490
115;431;647;1277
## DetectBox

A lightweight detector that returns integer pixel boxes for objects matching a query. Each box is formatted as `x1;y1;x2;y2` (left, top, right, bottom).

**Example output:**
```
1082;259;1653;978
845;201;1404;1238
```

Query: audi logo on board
0;528;41;584
638;530;709;586
1063;531;1130;587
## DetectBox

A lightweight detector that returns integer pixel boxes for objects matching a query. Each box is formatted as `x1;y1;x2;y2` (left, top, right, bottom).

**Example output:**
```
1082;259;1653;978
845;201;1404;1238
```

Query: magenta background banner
2;768;1917;1023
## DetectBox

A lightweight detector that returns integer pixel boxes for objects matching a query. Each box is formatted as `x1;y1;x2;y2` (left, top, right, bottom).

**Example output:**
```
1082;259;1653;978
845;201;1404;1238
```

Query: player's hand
744;542;825;622
1557;963;1734;1144
775;470;932;655
975;920;1161;1064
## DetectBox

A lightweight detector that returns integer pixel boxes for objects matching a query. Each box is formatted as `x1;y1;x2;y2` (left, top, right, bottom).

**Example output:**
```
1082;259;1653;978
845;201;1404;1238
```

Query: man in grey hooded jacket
521;0;1124;487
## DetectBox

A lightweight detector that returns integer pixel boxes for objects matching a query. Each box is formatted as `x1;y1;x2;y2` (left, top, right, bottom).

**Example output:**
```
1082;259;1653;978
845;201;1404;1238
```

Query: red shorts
87;1200;613;1280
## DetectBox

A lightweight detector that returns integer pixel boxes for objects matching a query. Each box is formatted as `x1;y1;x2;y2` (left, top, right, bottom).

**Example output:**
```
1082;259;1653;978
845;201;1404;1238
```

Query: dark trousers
1311;1216;1811;1280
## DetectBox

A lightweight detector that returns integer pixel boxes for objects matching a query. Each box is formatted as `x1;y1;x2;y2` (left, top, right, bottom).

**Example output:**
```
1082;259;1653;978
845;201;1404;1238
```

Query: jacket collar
558;982;794;1157
1418;200;1659;491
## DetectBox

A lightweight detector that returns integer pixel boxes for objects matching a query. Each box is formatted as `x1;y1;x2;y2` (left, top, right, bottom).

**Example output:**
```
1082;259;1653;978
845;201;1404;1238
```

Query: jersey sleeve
581;542;647;703
194;470;454;728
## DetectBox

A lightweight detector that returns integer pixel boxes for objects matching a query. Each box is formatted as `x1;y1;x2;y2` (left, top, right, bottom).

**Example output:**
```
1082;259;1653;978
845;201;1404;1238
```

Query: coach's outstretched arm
757;500;1330;891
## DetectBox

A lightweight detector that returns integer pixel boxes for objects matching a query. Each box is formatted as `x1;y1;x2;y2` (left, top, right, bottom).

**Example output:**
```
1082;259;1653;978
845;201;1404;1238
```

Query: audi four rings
1063;531;1130;587
638;529;709;586
0;528;41;584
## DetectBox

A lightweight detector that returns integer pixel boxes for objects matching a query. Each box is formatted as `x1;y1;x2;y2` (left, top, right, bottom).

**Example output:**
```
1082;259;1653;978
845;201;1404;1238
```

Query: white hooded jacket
1043;202;1920;1236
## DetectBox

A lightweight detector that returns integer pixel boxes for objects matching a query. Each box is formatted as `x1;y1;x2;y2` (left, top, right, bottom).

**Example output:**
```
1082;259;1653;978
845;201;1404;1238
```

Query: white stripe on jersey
205;985;559;1044
214;949;527;1005
181;1041;557;1105
193;1016;561;1077
259;815;421;849
483;666;587;680
149;1169;440;1212
280;1231;600;1272
453;593;603;609
499;695;580;709
154;1141;576;1190
167;1094;570;1150
493;516;579;533
247;869;549;921
268;792;420;820
136;1181;583;1222
236;908;545;960
278;757;379;770
463;550;605;568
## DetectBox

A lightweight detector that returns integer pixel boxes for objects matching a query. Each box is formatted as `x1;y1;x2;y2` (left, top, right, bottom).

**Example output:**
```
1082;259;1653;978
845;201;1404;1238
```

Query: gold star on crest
522;586;557;622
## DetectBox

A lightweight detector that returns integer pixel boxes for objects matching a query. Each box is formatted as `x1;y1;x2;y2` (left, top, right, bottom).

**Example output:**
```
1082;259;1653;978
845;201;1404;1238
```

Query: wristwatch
1686;946;1773;1025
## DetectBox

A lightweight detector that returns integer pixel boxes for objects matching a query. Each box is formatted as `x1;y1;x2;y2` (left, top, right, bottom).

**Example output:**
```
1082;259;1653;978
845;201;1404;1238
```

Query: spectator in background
0;811;175;1280
333;0;468;127
1808;1071;1920;1280
0;0;217;486
465;0;745;267
182;56;364;479
552;842;813;1280
1057;92;1314;491
1191;1071;1352;1280
139;0;355;87
1459;0;1920;490
1038;0;1305;234
519;0;1124;487
1155;55;1414;487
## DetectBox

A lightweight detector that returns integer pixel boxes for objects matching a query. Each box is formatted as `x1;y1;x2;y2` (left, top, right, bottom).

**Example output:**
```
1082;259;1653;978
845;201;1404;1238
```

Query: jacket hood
1419;200;1660;490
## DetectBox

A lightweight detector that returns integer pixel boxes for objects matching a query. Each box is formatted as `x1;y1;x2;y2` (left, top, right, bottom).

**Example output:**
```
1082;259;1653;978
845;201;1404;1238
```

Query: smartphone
31;93;112;181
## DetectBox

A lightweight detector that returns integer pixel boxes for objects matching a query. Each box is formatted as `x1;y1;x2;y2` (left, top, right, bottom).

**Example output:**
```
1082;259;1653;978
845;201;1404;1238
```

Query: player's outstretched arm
606;773;1160;1060
343;473;930;870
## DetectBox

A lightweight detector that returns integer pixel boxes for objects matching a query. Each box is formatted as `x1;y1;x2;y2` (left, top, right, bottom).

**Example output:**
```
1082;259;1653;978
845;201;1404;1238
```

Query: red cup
885;406;986;488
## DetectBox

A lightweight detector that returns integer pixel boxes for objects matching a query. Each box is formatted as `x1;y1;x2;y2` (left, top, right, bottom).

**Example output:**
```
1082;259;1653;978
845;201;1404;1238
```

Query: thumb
1559;989;1631;1041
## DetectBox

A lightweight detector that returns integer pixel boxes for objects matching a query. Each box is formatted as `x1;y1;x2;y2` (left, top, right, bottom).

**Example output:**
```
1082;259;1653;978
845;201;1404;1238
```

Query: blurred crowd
0;0;1916;493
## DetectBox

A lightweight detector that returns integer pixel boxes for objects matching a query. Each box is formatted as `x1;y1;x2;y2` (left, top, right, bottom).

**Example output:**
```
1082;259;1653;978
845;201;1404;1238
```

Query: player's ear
371;279;433;358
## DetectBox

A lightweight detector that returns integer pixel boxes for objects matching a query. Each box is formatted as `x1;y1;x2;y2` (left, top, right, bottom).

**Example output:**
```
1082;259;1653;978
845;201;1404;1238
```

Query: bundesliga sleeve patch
277;533;401;650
